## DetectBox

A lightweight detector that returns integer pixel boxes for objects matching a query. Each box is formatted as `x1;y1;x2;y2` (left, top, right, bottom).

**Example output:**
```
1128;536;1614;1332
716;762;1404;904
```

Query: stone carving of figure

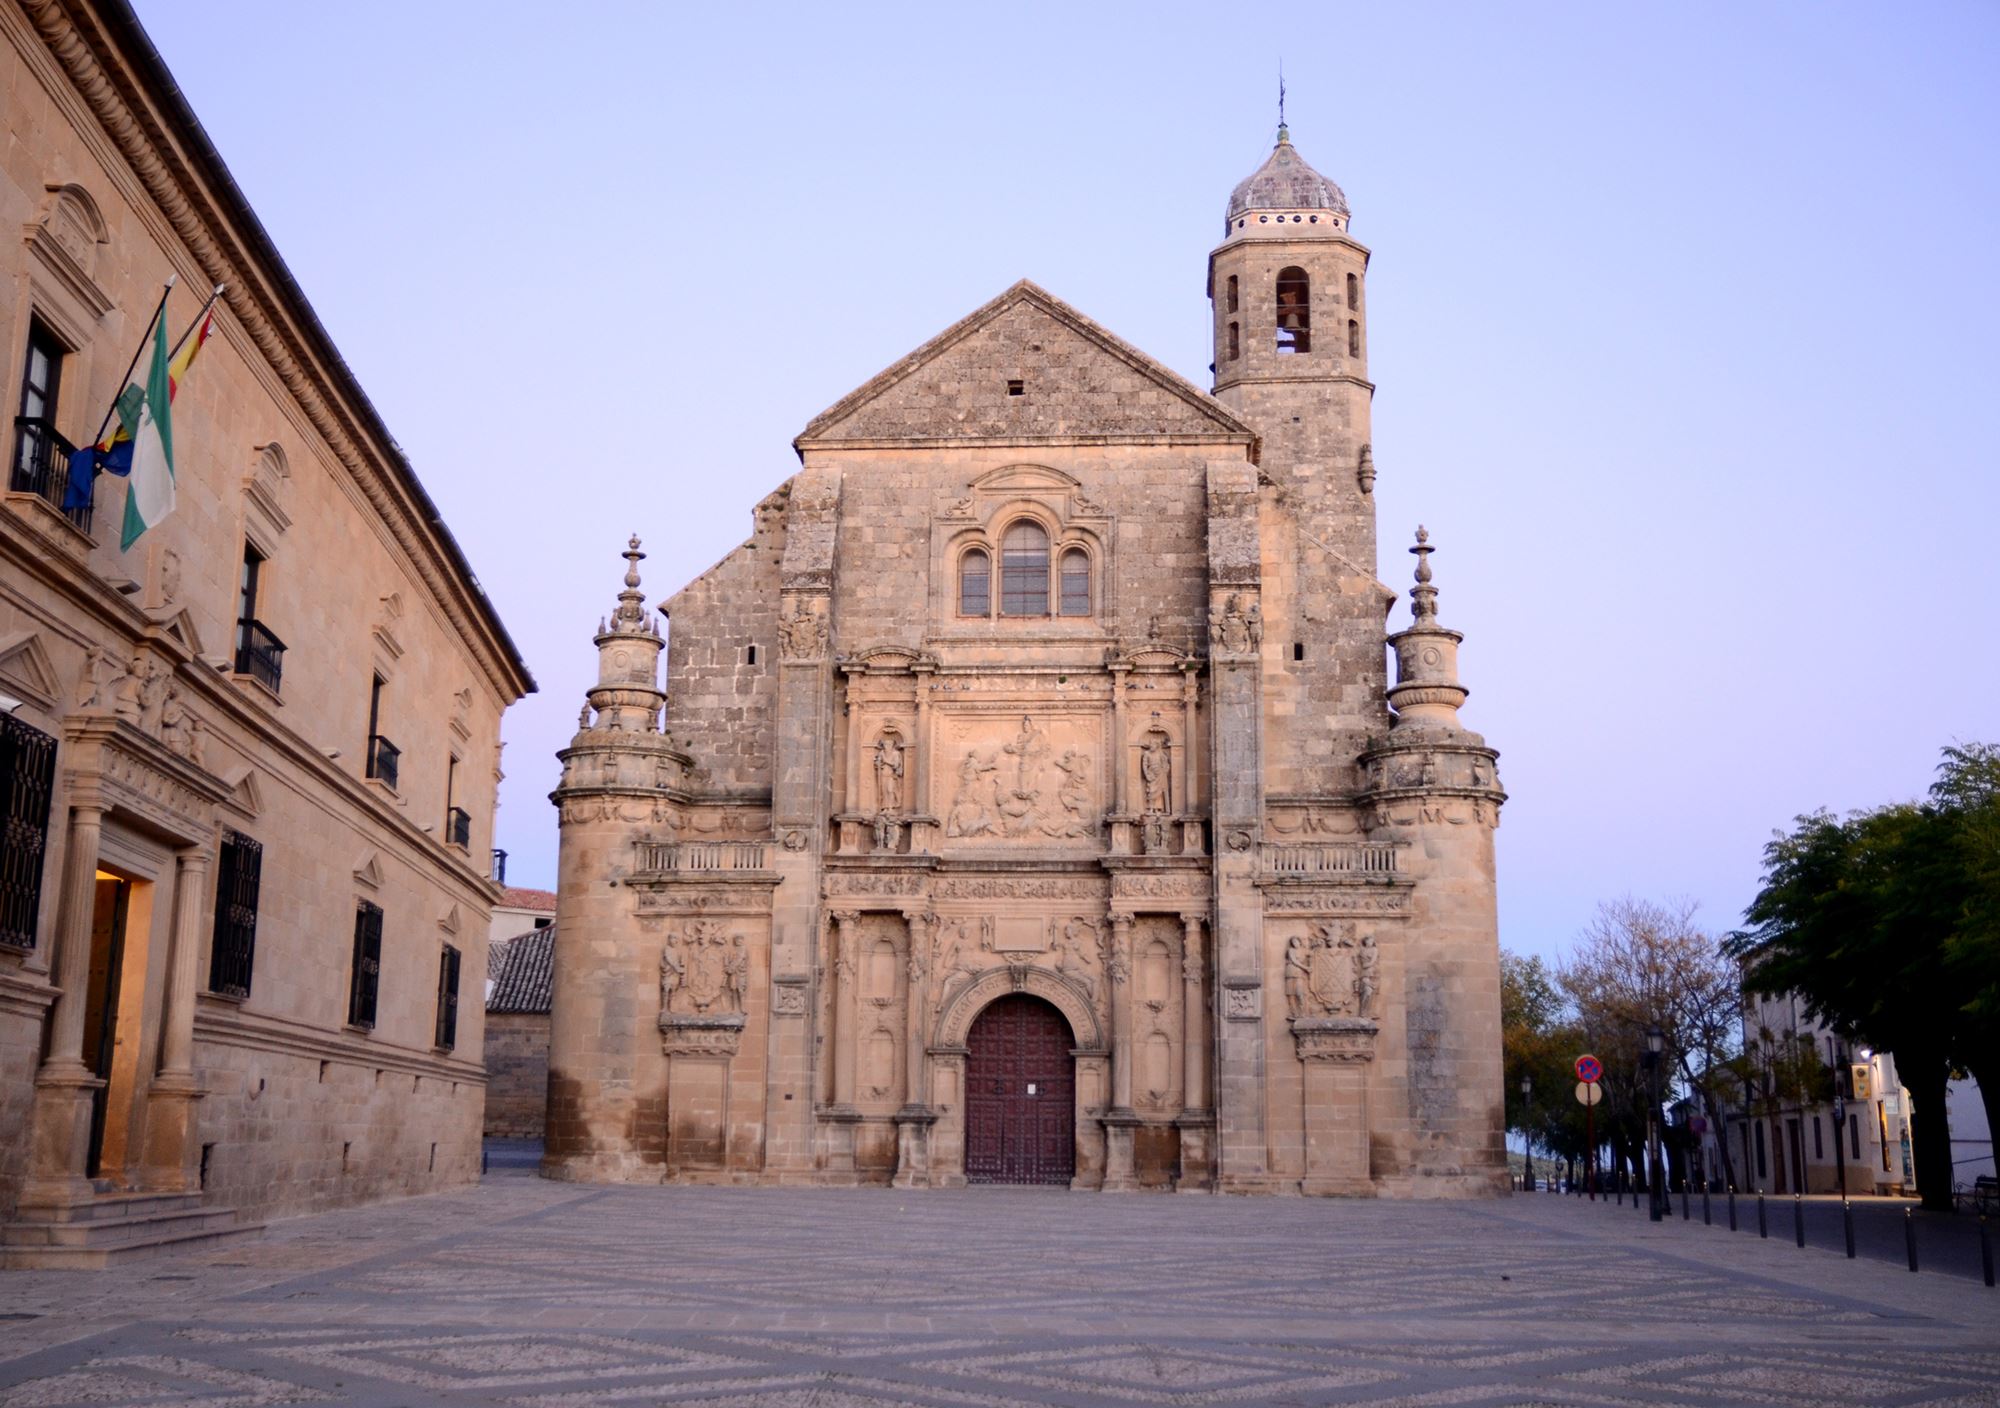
113;653;148;722
1001;715;1049;795
872;734;904;812
1045;749;1093;838
945;751;997;838
723;935;748;1013
187;716;208;770
871;811;900;853
159;686;192;757
1213;594;1254;655
1098;924;1131;983
1355;933;1379;1017
659;943;684;1013
1139;735;1171;815
662;920;743;1016
74;645;115;708
160;548;182;605
1055;917;1098;1002
1284;934;1311;1019
577;702;593;731
137;660;170;733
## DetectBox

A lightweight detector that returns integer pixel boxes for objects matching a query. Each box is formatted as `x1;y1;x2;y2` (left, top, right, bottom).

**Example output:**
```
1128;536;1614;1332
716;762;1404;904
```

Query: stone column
912;667;933;842
842;678;864;816
830;910;860;1109
1176;914;1215;1190
143;848;209;1190
1110;665;1129;815
892;911;935;1188
22;805;107;1207
1101;914;1139;1191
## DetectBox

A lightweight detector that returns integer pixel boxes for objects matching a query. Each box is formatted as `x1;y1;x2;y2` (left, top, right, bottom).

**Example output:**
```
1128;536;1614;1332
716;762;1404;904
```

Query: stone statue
722;934;748;1013
74;645;113;708
186;716;208;770
113;653;148;723
871;811;900;853
1055;917;1097;1001
1355;933;1379;1017
659;944;684;1013
159;686;192;757
872;734;904;812
1046;749;1093;838
1139;735;1171;814
945;750;996;838
1002;715;1049;794
1284;934;1311;1019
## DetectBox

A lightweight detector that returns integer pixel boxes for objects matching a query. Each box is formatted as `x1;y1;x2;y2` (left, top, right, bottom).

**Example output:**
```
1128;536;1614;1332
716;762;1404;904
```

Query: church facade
545;130;1507;1195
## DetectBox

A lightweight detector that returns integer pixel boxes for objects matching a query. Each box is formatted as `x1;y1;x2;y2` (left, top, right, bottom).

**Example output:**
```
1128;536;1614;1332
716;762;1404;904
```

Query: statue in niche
1356;933;1379;1017
1139;734;1171;815
871;811;901;853
1141;814;1169;855
872;733;905;812
945;750;997;837
1054;917;1098;1002
1044;749;1093;838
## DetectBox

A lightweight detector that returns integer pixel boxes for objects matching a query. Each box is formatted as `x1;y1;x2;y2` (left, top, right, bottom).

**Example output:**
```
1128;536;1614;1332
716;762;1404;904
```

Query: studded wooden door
964;995;1075;1186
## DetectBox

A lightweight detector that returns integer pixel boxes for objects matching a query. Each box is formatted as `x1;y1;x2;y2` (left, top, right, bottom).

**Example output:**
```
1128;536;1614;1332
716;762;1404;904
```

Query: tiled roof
488;924;554;1014
497;886;557;912
1227;132;1349;220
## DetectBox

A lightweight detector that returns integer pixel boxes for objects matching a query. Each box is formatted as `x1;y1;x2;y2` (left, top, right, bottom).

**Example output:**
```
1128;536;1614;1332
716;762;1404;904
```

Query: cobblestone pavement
2;1169;1997;1406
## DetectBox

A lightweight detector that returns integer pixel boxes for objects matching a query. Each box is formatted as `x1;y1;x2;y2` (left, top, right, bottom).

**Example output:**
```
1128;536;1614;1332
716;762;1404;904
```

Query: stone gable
798;282;1255;448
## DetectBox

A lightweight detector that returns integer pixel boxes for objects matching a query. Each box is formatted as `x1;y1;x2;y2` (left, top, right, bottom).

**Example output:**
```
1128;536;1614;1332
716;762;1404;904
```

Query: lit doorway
81;871;137;1179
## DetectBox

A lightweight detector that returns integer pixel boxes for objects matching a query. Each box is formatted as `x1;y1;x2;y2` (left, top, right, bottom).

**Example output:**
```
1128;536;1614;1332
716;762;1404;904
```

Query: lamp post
1643;1024;1666;1222
1520;1073;1535;1192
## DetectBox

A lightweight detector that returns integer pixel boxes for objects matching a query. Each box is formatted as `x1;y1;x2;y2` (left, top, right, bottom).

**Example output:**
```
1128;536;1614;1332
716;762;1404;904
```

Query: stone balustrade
1261;842;1401;875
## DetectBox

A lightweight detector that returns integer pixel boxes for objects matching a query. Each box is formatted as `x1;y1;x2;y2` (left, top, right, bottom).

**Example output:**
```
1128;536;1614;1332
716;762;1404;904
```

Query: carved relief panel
936;711;1103;845
1134;916;1182;1111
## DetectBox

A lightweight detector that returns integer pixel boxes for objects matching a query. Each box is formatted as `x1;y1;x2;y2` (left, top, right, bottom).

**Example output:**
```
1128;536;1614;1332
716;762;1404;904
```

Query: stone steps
0;1194;263;1268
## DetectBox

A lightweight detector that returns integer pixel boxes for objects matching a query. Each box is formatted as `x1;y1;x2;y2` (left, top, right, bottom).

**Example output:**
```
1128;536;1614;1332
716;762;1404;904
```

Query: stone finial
1409;526;1438;623
611;534;649;630
1356;444;1376;495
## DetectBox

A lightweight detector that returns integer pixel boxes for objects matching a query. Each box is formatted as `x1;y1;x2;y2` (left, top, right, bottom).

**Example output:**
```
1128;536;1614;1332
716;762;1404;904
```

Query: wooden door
965;995;1075;1186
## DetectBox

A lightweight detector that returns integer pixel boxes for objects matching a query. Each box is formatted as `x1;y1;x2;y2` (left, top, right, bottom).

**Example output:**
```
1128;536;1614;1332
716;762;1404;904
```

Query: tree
1930;744;2000;1154
1727;805;1962;1210
1501;952;1586;1181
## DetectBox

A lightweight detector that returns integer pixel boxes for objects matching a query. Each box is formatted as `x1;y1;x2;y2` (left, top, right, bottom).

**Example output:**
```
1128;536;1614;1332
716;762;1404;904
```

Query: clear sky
135;1;1999;959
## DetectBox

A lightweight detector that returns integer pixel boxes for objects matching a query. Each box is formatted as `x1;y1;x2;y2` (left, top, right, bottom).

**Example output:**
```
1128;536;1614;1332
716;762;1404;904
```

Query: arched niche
934;964;1105;1052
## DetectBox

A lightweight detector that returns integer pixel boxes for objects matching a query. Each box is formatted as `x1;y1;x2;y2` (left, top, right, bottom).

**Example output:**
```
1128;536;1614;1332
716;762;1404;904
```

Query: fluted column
830;911;859;1108
155;850;208;1079
902;913;929;1106
41;806;104;1074
1107;915;1134;1111
1180;916;1206;1111
1110;666;1130;816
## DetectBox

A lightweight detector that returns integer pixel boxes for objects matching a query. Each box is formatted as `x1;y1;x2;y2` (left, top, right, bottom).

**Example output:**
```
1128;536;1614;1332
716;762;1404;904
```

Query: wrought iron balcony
445;806;471;849
233;619;285;694
9;417;91;533
366;733;401;792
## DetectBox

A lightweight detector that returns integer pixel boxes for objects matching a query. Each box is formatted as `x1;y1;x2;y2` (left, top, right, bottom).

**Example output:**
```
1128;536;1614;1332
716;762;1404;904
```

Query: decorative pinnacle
622;534;644;589
1409;525;1439;622
612;534;648;629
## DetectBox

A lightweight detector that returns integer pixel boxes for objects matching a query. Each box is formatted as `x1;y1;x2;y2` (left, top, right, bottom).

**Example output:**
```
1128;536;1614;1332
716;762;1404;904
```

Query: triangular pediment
354;853;384;890
797;281;1256;450
439;903;462;936
145;607;205;662
0;631;61;710
219;764;262;819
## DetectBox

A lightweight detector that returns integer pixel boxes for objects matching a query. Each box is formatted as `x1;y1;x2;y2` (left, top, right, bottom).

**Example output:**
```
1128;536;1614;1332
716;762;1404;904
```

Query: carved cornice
17;0;531;700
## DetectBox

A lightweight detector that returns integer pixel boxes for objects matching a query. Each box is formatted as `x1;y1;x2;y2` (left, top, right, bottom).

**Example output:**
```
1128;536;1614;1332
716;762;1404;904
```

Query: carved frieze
1291;1016;1379;1064
824;871;926;897
659;1013;746;1057
934;876;1105;900
1112;871;1209;900
1221;981;1262;1022
772;975;809;1016
1262;889;1411;916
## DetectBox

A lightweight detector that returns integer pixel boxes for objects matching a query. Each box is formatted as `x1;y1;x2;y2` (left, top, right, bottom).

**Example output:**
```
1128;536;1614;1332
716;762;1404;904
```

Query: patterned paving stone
1;1177;1996;1406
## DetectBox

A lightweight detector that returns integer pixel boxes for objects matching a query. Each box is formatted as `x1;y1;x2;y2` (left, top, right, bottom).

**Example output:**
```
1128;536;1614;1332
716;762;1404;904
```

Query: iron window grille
434;943;461;1050
0;711;58;951
10;418;91;533
233;619;285;694
207;830;263;997
445;806;471;849
348;900;383;1029
366;734;400;792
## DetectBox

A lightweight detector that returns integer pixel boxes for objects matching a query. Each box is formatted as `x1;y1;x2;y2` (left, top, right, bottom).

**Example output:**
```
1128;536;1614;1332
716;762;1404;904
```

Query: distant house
489;886;555;946
484;924;553;1139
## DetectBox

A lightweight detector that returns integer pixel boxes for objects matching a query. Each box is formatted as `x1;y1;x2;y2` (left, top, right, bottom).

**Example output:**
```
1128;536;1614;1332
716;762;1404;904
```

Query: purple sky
135;1;1999;958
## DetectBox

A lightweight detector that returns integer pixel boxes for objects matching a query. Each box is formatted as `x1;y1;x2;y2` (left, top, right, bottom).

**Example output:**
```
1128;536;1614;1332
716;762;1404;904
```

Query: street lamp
1520;1073;1535;1192
1643;1024;1666;1221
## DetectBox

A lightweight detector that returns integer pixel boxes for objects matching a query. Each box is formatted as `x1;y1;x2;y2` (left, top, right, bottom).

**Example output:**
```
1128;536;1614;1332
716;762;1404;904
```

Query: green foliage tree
1930;743;2000;1150
1501;952;1587;1180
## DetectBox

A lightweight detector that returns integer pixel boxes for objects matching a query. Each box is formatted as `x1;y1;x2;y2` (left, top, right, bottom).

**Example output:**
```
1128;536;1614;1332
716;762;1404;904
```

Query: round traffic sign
1575;1054;1603;1083
1574;1080;1603;1107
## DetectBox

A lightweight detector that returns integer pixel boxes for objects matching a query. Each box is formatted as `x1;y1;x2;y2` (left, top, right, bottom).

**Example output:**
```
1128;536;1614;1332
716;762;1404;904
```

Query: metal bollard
1703;1184;1712;1226
1843;1200;1855;1259
1794;1194;1805;1248
1757;1193;1768;1239
1728;1186;1737;1232
1904;1207;1918;1273
1981;1216;1994;1289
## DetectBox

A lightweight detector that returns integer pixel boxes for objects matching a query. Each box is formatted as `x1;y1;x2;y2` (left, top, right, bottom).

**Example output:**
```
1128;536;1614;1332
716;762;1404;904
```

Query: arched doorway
964;995;1075;1186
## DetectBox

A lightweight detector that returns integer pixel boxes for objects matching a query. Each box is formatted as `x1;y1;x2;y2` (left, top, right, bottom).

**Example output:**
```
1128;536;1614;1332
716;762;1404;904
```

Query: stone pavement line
2;1181;1998;1406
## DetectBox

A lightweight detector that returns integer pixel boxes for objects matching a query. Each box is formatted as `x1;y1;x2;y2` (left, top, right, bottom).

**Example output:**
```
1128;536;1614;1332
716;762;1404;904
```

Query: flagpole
89;276;174;452
166;283;225;362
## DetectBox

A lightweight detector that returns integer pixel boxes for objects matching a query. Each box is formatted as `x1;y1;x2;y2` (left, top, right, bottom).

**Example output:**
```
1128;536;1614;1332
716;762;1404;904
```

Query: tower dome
1225;128;1349;231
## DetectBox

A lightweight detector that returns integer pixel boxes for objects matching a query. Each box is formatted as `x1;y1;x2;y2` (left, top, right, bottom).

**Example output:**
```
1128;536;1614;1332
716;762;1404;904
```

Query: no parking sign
1574;1054;1603;1083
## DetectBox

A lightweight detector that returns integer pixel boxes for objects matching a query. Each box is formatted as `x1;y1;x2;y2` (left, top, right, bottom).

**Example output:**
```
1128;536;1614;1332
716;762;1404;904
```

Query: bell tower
1210;125;1389;791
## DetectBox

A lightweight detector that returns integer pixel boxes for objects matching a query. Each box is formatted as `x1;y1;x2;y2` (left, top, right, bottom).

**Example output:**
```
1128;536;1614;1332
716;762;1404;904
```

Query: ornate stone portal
545;130;1508;1197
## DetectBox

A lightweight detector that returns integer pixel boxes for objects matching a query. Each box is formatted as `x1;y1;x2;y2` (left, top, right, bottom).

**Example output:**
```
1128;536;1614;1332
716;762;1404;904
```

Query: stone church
545;128;1507;1195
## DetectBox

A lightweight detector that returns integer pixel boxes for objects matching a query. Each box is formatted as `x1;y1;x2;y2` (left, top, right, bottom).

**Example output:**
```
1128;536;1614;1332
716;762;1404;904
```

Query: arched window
1347;319;1360;357
999;521;1050;616
1346;272;1359;310
958;548;990;616
1227;321;1240;360
1058;548;1091;616
1225;275;1239;313
1275;267;1310;354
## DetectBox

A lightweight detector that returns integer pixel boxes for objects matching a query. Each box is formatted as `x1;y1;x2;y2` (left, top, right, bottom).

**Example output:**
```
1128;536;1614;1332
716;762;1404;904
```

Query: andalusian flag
63;300;213;516
117;306;175;549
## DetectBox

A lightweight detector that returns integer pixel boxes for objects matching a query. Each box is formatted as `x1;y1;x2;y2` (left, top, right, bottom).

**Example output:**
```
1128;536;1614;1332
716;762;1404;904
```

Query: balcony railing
1262;843;1402;875
366;733;401;792
634;840;770;874
9;418;91;534
445;806;471;849
233;619;286;694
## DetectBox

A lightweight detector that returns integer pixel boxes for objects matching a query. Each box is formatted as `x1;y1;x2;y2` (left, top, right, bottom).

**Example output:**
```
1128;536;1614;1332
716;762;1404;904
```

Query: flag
64;305;212;513
117;306;174;549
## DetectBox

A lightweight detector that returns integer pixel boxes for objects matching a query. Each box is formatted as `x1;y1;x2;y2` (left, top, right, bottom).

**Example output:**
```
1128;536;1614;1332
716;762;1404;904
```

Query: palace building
544;127;1507;1194
0;0;532;1262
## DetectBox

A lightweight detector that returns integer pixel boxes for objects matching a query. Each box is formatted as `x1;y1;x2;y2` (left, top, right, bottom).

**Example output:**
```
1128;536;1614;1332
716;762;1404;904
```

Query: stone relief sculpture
660;919;747;1017
1139;734;1171;814
945;750;998;837
158;686;192;756
872;733;904;812
74;645;116;708
1210;594;1262;655
1054;917;1099;1002
1045;749;1094;838
1285;923;1374;1020
778;601;827;659
1002;714;1049;794
871;811;902;853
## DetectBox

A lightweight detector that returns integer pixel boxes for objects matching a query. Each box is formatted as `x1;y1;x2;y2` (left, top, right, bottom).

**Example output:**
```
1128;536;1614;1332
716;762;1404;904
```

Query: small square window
1006;379;1025;396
